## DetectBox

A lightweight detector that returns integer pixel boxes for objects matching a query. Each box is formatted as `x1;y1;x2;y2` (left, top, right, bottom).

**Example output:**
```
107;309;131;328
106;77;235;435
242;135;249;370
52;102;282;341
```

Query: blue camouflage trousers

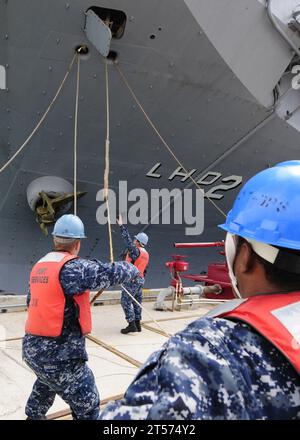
121;276;145;323
24;358;100;420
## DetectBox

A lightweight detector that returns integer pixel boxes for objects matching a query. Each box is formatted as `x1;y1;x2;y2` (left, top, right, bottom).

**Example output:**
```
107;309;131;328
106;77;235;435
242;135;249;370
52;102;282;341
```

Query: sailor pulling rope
90;60;170;337
90;60;114;305
0;50;225;338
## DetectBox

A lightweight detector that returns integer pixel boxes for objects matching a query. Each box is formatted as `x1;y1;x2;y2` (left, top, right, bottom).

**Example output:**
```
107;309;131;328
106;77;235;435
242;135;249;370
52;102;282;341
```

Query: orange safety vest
206;292;300;374
126;245;149;278
25;252;92;337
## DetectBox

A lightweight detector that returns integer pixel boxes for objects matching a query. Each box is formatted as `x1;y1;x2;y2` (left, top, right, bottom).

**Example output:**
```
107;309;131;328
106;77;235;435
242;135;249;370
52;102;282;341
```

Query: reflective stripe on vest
126;246;149;277
205;293;300;374
25;252;92;337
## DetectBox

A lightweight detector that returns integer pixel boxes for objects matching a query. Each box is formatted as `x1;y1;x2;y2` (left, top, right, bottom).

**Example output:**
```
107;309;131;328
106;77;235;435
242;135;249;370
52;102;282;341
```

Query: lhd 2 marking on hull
146;163;243;200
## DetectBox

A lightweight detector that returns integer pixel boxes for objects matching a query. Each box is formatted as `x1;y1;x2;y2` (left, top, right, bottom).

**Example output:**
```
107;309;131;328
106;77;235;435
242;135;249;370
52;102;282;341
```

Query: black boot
121;321;137;334
135;321;142;332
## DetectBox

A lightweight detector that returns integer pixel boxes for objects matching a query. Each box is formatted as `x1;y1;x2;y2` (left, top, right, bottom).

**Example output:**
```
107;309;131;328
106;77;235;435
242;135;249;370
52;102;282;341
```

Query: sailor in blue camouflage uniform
117;214;149;334
100;162;300;420
23;214;139;420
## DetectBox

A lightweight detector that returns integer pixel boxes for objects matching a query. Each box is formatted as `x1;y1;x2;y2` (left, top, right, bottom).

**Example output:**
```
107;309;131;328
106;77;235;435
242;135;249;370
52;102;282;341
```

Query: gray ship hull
1;0;300;293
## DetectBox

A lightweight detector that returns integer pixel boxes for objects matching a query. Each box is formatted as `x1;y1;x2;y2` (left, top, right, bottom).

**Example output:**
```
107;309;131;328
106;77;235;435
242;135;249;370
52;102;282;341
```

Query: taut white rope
104;60;114;263
73;54;81;215
0;54;77;174
115;63;226;218
120;283;171;338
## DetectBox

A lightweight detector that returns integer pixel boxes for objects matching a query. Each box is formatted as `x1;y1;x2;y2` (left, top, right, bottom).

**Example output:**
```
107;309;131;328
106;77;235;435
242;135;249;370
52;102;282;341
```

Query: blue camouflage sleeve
99;319;249;420
99;346;165;420
119;224;140;261
60;258;140;296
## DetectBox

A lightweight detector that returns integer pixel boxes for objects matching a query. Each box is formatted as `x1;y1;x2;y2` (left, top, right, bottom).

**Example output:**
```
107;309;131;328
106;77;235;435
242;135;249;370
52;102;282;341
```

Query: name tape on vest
271;301;300;346
38;252;67;263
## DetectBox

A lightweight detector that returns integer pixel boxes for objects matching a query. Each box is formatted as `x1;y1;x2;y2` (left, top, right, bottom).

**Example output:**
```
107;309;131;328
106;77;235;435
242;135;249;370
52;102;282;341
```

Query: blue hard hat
219;161;300;250
52;214;86;239
135;232;149;246
275;160;300;168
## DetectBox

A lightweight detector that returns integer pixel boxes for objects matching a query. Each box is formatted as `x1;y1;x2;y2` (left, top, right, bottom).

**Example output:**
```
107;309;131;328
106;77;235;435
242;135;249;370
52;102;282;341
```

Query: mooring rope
0;53;77;174
99;61;171;337
73;54;81;215
104;60;114;264
120;283;171;338
114;62;227;218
